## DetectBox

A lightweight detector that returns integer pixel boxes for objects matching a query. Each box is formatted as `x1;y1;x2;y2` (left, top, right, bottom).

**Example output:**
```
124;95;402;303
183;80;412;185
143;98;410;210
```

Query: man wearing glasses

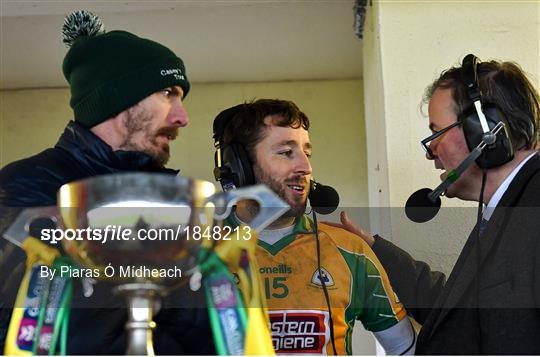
334;56;540;354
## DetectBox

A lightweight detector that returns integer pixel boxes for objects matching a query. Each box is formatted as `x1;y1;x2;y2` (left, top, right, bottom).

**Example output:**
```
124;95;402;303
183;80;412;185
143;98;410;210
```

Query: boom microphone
309;180;340;215
405;122;505;223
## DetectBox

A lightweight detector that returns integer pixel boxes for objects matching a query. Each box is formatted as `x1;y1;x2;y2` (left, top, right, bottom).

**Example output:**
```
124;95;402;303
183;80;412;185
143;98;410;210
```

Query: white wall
0;79;367;208
364;0;539;274
359;2;539;354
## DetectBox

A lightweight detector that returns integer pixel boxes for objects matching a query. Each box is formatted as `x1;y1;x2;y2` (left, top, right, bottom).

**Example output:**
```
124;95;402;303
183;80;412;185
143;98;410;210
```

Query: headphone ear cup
222;142;255;187
460;105;514;169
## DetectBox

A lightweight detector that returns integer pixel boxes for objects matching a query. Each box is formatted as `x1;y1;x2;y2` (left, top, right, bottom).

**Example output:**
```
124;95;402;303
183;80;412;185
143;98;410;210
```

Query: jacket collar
55;121;179;175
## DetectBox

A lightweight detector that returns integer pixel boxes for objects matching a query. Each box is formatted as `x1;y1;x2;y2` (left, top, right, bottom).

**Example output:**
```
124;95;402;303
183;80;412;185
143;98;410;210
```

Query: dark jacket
373;153;540;354
0;121;215;354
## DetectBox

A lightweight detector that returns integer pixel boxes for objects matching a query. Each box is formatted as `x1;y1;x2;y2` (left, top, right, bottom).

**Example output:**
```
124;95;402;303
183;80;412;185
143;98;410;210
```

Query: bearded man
0;10;214;354
213;99;416;355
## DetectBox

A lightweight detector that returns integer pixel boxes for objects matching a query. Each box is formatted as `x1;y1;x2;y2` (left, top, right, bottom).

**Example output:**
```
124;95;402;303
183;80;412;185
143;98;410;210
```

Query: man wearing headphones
213;99;416;355
335;55;540;353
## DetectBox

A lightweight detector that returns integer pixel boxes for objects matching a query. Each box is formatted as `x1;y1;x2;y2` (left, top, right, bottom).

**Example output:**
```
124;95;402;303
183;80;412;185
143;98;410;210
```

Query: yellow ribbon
4;238;61;356
212;225;275;355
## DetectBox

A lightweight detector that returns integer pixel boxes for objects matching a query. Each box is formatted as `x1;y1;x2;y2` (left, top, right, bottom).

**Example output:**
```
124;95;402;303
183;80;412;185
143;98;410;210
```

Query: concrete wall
364;0;539;275
0;80;367;209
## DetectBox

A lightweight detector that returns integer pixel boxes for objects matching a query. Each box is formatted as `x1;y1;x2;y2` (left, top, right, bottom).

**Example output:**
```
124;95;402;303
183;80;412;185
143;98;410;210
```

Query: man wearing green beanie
62;9;191;168
0;10;214;354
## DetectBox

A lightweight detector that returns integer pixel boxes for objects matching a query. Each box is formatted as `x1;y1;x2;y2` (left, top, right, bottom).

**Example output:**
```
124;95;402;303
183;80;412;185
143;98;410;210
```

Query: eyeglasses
420;121;461;159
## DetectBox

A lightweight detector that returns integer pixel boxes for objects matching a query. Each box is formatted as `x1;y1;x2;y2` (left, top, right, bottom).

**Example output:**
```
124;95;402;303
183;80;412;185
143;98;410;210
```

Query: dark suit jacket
373;152;540;354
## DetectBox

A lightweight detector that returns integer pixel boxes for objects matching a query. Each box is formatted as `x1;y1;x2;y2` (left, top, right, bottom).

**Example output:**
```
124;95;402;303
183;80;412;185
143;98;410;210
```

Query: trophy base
115;283;166;356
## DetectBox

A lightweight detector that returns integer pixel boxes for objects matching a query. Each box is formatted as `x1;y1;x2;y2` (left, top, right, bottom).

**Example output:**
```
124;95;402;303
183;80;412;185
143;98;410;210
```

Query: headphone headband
462;54;481;103
213;104;245;142
212;103;255;190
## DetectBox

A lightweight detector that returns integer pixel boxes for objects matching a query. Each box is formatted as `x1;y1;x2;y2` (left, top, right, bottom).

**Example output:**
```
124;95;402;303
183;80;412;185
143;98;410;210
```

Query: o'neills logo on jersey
269;310;329;354
160;68;185;81
259;264;292;275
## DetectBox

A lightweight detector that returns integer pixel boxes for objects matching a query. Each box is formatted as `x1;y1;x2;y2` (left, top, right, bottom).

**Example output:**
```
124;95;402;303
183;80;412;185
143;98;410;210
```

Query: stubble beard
119;106;174;168
250;164;307;225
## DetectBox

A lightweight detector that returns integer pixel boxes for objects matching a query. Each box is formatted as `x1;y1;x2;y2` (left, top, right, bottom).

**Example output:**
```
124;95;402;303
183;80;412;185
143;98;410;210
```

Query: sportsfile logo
268;310;329;354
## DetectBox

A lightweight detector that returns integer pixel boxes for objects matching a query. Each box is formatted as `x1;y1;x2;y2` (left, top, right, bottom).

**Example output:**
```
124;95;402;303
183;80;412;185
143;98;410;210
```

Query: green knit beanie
62;10;190;128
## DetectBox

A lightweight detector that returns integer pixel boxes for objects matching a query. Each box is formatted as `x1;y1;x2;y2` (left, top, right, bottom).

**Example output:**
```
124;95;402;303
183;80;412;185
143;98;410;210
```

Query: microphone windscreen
405;188;441;223
309;181;340;215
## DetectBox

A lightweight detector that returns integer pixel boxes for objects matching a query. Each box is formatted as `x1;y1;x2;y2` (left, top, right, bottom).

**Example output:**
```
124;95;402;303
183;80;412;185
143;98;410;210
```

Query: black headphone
212;104;255;191
459;54;514;169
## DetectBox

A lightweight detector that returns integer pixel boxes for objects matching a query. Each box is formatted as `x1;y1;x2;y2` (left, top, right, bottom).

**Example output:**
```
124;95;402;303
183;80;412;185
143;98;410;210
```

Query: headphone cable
475;168;488;353
312;210;338;355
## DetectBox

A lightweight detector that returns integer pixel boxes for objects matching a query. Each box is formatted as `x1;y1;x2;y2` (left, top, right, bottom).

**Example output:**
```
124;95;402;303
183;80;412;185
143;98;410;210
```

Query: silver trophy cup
4;173;288;355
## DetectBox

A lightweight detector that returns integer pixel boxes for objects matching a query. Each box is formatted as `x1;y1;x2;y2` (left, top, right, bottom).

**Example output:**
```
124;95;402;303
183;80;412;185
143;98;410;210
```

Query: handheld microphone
405;122;504;223
308;180;340;215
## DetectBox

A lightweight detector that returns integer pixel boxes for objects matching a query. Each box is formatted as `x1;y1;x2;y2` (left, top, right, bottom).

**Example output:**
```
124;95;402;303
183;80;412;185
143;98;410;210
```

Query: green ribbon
32;257;74;355
199;248;248;355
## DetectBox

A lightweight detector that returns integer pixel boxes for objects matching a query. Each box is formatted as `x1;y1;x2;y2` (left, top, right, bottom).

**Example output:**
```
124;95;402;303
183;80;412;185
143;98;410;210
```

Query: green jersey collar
225;213;313;256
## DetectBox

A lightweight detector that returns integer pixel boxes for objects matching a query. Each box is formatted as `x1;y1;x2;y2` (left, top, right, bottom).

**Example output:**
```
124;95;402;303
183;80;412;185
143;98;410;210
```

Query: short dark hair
222;99;310;159
424;58;540;150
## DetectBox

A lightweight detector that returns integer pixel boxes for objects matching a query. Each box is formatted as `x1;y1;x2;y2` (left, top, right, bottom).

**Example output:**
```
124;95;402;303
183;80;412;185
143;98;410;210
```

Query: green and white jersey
250;216;407;355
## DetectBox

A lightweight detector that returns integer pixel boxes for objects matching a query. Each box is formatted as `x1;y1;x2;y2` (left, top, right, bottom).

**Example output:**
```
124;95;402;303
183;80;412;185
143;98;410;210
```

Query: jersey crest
310;267;335;287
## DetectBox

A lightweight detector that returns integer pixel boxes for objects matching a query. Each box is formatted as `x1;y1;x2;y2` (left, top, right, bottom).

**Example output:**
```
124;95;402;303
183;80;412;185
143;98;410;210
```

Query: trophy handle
210;184;289;231
3;206;59;247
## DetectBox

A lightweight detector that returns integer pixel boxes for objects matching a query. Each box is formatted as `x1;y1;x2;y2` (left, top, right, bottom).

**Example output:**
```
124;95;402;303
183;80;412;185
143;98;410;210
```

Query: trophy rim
55;172;216;284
